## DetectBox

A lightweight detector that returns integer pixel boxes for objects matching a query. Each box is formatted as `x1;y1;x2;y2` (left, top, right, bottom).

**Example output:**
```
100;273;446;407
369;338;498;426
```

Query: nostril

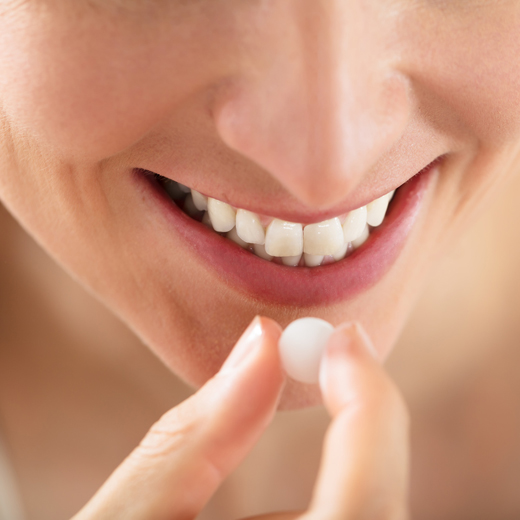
214;76;410;211
215;104;358;209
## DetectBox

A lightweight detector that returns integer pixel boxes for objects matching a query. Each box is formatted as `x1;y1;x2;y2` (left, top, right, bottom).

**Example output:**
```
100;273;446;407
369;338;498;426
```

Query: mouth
135;160;439;306
151;175;396;267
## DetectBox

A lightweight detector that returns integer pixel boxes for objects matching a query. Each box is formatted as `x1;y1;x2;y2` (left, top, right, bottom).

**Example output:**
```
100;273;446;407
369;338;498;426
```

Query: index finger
307;323;410;520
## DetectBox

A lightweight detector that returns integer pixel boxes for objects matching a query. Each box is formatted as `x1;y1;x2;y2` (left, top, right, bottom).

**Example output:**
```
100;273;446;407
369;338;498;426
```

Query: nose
214;0;410;209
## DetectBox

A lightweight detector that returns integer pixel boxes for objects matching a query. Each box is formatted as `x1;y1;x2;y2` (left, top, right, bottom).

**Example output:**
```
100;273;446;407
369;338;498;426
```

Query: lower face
1;1;520;408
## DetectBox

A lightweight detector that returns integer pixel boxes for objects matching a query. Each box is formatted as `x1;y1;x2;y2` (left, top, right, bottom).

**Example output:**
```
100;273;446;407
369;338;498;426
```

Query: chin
123;287;408;411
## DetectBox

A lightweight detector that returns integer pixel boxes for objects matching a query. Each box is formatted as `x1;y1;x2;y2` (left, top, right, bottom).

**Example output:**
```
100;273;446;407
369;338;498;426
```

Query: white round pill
278;317;335;384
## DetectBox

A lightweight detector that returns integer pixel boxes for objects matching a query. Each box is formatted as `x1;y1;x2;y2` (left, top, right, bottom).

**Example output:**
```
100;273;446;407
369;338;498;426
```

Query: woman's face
1;0;519;407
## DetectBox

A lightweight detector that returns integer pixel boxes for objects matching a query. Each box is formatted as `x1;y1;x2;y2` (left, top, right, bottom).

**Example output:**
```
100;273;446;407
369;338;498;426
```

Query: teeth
191;189;208;211
201;211;212;228
253;243;273;261
366;193;392;227
162;175;396;267
265;219;303;257
183;194;202;219
226;227;249;249
343;206;367;242
303;218;344;255
207;198;236;232
236;209;265;245
282;254;302;267
304;253;324;267
352;224;370;248
332;242;350;261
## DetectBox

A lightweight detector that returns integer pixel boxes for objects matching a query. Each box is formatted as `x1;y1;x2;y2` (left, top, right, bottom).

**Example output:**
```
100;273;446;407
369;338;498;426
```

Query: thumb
73;316;285;520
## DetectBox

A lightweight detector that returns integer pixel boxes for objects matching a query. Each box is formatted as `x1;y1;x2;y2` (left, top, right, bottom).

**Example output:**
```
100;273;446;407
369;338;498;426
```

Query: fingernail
219;316;264;374
318;322;377;391
319;328;350;393
335;322;379;359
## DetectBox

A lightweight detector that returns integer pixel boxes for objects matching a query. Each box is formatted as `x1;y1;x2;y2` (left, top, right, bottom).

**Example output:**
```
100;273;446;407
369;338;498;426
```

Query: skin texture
1;0;520;408
1;0;520;518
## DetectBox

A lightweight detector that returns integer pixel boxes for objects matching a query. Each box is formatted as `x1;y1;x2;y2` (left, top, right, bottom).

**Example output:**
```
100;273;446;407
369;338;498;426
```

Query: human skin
71;320;410;520
1;0;520;412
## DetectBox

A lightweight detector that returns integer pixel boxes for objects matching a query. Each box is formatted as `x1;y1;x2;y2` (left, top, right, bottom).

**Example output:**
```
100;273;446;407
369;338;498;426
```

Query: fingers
308;323;410;520
73;316;285;520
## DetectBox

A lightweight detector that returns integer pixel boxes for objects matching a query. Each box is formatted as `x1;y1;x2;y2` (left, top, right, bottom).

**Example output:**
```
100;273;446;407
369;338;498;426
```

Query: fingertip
217;315;285;398
248;316;285;385
257;315;283;339
333;322;379;360
319;321;379;416
256;316;284;375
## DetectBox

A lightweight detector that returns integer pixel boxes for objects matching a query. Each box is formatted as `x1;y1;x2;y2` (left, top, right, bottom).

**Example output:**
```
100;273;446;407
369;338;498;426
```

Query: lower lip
136;164;436;307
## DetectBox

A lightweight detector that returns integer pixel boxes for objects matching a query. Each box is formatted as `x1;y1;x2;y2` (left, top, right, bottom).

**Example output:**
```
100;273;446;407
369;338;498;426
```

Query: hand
72;317;409;520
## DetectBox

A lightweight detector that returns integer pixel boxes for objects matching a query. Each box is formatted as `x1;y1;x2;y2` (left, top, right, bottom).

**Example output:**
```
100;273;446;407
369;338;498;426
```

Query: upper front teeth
303;218;344;255
159;175;396;266
265;219;303;257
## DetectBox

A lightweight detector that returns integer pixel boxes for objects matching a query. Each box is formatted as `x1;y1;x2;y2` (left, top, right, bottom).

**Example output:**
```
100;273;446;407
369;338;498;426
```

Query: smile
137;160;438;306
153;174;395;267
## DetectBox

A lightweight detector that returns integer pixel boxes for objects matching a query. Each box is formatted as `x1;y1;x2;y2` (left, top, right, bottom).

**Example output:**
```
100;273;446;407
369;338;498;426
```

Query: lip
135;161;437;306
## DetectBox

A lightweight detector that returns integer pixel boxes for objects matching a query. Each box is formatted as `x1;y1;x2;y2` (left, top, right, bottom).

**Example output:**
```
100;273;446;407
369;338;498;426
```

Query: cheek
0;6;224;160
0;30;162;159
403;6;520;145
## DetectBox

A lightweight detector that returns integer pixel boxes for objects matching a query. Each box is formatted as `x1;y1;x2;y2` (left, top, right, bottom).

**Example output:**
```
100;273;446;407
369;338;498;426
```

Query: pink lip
136;164;436;307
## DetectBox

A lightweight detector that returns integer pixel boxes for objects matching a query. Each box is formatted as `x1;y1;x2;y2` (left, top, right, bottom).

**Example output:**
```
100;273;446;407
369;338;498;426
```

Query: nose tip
215;73;410;209
213;1;411;209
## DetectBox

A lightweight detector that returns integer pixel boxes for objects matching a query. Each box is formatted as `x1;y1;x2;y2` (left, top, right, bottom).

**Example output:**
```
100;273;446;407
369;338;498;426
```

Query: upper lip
214;186;401;224
140;155;442;225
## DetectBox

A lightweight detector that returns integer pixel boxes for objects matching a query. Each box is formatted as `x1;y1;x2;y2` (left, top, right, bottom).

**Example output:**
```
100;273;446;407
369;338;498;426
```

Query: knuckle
132;407;200;462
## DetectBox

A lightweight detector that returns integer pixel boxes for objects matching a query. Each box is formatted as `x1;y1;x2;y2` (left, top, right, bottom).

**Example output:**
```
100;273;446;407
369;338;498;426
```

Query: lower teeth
151;172;394;267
